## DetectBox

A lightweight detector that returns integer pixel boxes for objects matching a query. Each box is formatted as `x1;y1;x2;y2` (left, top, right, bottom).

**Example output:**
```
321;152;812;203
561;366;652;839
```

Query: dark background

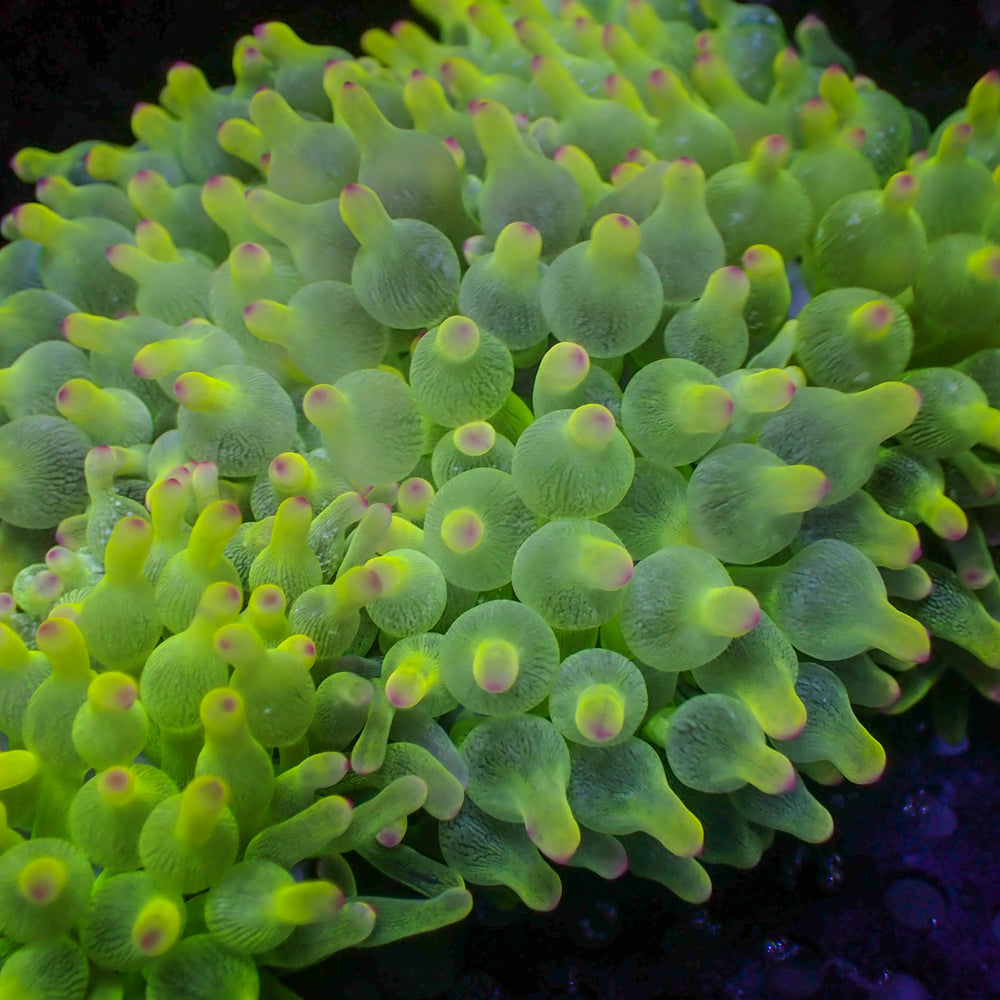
1;2;999;998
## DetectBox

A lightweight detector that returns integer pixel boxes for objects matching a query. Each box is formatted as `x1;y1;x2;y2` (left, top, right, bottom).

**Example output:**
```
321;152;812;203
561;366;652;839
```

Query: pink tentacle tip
386;688;410;710
479;676;510;694
588;721;618;742
117;685;138;710
168;61;195;73
257;589;282;611
602;23;615;45
409;68;426;79
36;619;61;640
377;827;404;848
913;630;933;664
105;768;132;793
763;134;788;155
530;54;546;74
776;717;807;742
961;567;992;589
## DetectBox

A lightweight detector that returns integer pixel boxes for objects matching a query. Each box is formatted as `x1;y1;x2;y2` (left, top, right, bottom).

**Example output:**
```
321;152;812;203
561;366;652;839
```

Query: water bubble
816;852;845;893
874;971;930;1000
765;939;827;998
901;788;930;821
690;907;721;937
901;789;958;838
884;877;947;930
569;898;622;949
764;936;797;962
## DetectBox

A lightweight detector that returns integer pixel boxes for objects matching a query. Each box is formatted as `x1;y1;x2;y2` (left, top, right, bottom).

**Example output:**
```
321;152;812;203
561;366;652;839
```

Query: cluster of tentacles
0;0;999;996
